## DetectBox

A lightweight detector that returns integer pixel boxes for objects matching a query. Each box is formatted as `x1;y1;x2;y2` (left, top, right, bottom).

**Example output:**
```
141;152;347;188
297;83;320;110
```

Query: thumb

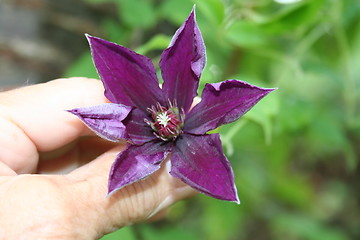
66;145;196;236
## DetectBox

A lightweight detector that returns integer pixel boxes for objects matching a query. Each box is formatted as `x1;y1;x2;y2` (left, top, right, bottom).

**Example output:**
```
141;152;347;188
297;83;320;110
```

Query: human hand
0;78;195;239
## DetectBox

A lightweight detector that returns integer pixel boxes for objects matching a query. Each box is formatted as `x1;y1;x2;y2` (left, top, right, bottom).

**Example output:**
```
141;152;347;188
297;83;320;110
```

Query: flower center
156;112;171;127
145;101;184;141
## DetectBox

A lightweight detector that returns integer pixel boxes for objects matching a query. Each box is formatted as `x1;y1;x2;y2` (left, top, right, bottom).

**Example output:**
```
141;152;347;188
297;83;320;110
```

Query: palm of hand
0;78;194;239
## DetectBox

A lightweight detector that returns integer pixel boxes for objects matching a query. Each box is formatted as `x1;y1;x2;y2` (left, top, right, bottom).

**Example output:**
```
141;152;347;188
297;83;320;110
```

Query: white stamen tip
156;112;171;126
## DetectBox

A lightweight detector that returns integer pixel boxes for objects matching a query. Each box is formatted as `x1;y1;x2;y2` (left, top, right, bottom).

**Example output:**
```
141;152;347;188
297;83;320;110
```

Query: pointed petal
170;134;239;203
184;80;276;134
123;108;157;145
160;8;206;113
87;35;164;111
68;103;132;141
108;141;171;195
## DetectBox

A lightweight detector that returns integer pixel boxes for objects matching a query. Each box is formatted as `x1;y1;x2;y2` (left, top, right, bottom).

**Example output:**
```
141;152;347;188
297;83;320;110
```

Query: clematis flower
68;8;275;203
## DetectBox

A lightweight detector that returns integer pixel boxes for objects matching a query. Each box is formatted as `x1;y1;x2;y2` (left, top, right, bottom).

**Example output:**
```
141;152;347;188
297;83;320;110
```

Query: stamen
146;107;155;114
153;132;169;141
156;102;162;112
145;101;183;142
156;112;171;126
144;119;151;125
180;107;185;122
167;99;173;108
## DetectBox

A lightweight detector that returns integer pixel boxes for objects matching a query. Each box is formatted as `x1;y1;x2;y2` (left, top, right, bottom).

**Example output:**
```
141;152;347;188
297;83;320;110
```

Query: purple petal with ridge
160;7;206;113
87;35;164;111
123;108;157;145
108;140;171;195
184;80;275;135
68;103;132;142
170;133;239;203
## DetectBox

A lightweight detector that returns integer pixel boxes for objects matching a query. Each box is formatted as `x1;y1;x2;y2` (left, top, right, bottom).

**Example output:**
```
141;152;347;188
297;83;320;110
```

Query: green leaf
305;111;348;158
118;0;156;29
140;224;199;240
244;89;279;144
221;120;247;156
262;0;324;34
135;34;171;55
199;197;243;240
63;52;98;79
195;0;225;26
225;21;267;48
271;213;350;240
99;227;135;240
271;172;313;208
102;19;128;43
160;0;193;25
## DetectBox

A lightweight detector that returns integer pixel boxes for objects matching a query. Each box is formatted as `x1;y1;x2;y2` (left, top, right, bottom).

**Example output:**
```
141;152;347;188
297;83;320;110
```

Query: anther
145;101;183;142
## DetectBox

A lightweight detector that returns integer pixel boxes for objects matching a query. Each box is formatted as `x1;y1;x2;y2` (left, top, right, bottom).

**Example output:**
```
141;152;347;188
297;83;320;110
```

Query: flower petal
123;108;157;145
170;133;239;203
184;80;275;134
160;7;206;113
87;35;164;111
68;103;132;141
108;140;171;195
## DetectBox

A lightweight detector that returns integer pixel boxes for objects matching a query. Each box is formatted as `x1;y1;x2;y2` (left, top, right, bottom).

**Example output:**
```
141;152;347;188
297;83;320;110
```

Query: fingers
0;161;17;176
0;77;108;152
0;174;100;239
66;146;196;235
38;137;119;175
0;78;108;173
0;154;195;239
0;114;38;174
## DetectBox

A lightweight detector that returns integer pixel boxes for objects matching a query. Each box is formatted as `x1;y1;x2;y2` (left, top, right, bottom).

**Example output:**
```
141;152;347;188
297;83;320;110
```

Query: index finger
0;78;108;172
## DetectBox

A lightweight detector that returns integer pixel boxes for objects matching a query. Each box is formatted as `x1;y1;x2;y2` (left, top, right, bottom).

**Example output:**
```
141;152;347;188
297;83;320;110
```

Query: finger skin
0;78;197;239
0;161;16;176
72;147;196;237
0;114;38;174
0;147;196;239
0;78;108;174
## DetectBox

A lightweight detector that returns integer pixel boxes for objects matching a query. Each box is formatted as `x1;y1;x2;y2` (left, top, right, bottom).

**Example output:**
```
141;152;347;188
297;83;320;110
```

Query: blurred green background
75;0;358;239
64;0;360;239
3;0;360;239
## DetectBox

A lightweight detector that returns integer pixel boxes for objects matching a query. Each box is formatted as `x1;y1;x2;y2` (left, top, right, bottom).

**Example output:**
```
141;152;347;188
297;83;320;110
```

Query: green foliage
101;227;135;240
226;21;268;48
63;52;98;79
160;0;194;25
117;0;156;29
135;34;172;55
64;0;360;239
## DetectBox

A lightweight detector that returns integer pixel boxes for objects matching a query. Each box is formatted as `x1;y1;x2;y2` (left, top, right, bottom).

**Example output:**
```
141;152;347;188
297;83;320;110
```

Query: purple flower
69;8;275;203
